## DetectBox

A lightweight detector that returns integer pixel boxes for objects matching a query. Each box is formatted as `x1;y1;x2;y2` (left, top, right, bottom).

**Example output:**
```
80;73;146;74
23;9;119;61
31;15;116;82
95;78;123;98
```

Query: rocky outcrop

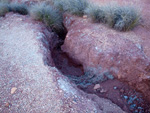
62;0;150;101
0;13;125;112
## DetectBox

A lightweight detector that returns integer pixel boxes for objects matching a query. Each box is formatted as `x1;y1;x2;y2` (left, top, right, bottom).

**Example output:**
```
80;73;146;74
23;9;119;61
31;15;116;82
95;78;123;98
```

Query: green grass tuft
52;0;65;12
29;3;64;34
8;3;28;15
104;5;140;31
53;0;89;16
85;4;107;23
85;4;140;31
0;0;141;32
0;0;10;4
112;6;140;31
0;2;9;16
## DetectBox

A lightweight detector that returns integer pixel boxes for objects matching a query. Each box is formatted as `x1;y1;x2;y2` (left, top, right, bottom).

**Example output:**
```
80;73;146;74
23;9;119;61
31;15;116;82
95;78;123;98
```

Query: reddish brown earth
0;13;127;113
61;0;150;112
1;0;150;113
62;13;150;98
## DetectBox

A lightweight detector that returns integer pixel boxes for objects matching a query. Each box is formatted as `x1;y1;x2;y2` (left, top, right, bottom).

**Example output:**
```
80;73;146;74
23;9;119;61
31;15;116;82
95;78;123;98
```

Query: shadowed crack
49;25;150;113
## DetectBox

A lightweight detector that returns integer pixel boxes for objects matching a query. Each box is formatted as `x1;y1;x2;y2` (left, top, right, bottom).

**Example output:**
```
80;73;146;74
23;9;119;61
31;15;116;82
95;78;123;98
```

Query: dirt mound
0;13;125;113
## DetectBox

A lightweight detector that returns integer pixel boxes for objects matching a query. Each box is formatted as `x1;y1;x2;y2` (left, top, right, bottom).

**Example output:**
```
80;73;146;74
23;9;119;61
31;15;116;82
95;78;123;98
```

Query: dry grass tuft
85;3;140;31
29;3;64;34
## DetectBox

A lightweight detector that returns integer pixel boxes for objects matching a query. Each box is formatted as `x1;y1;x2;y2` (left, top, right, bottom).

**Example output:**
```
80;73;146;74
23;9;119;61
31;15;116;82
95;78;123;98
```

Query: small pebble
124;96;128;100
11;87;17;94
120;89;124;93
128;97;133;104
100;89;107;93
83;15;87;19
138;107;143;110
93;84;101;90
5;102;11;108
113;87;117;90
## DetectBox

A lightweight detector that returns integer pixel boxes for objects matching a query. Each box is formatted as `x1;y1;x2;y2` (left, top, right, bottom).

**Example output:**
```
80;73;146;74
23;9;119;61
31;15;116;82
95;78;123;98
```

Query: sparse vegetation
0;3;9;16
84;4;107;23
66;70;114;88
112;6;140;31
53;0;89;16
8;3;28;15
0;0;140;31
85;4;140;31
29;3;64;34
0;1;28;16
0;0;10;3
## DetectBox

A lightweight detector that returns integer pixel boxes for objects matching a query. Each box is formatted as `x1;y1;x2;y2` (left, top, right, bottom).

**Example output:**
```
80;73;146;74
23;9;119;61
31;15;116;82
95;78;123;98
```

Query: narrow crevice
50;26;84;77
46;25;150;113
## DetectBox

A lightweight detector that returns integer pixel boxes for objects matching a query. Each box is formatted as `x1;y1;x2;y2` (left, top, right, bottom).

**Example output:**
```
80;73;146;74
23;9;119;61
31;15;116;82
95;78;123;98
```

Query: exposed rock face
62;0;150;101
0;13;125;112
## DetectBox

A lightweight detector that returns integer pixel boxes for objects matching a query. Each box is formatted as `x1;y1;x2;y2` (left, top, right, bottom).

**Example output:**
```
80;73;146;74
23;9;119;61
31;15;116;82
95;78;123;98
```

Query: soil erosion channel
50;29;150;113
